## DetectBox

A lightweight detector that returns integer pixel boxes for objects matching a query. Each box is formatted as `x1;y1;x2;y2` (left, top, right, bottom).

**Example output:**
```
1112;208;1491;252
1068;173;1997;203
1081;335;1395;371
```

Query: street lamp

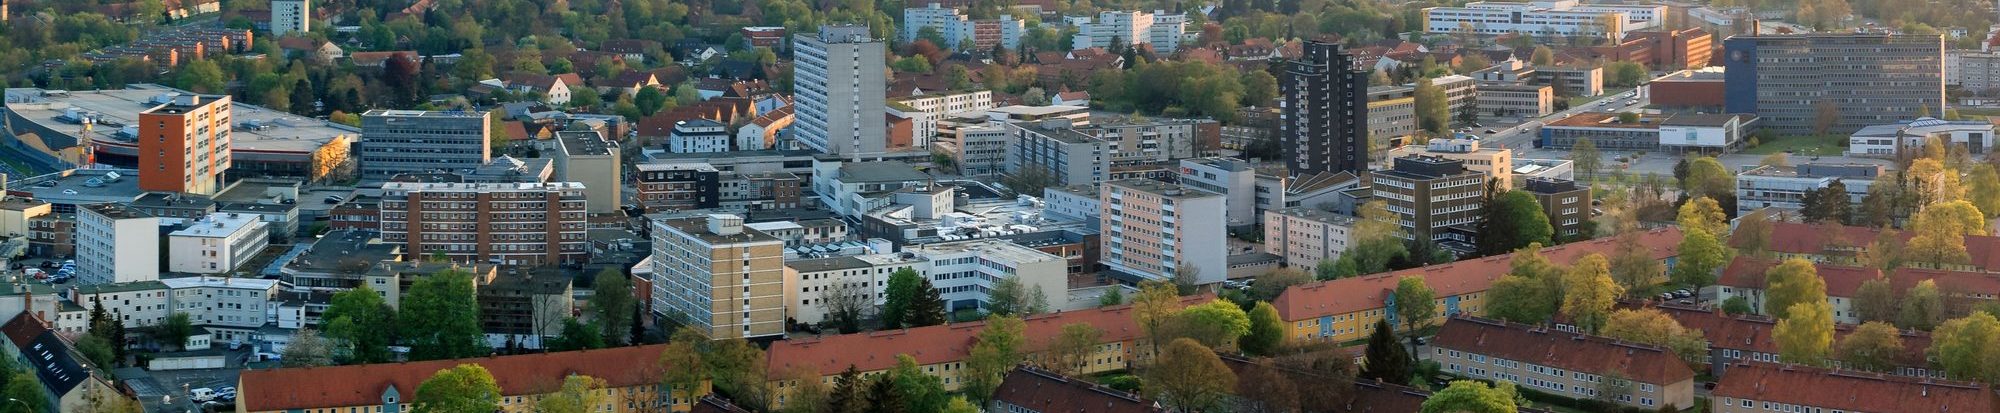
6;397;31;412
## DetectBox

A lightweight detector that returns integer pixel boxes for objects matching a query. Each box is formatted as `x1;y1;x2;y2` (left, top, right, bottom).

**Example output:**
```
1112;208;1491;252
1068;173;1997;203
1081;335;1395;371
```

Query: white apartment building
1149;13;1189;53
902;3;1028;50
1423;0;1665;38
167;213;270;275
948;124;1010;176
1263;207;1356;270
69;281;170;329
889;90;995;148
1042;185;1102;223
812;160;933;219
1848;117;1996;157
77;204;161;285
162;276;282;342
1005;120;1112;186
1072;11;1155;50
669;119;733;153
1101;179;1227;285
1950;50;2000;93
794;25;889;159
1178;157;1258;228
271;0;310;36
785;238;1068;324
1734;163;1881;216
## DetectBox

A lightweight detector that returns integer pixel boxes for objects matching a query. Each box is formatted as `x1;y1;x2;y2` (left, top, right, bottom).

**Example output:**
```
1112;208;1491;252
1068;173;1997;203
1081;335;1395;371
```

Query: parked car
189;388;216;403
1484;129;1497;134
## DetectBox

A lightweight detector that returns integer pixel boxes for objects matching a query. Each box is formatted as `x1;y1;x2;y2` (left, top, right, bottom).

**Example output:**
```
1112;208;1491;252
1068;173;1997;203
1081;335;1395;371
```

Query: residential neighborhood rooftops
1712;362;1991;413
1433;316;1696;385
766;294;1213;376
237;344;676;412
993;366;1164;413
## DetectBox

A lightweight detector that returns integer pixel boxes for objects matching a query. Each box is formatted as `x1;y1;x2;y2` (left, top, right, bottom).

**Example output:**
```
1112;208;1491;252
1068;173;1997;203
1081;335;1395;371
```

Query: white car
189;388;216;403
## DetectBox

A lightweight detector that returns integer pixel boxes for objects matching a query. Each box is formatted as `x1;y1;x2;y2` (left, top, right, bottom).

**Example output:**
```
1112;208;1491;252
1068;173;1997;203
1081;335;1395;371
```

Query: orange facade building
137;94;231;195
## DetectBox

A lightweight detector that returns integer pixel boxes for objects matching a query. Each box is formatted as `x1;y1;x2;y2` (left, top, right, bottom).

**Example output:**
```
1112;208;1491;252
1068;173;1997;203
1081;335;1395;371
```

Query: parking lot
117;348;255;413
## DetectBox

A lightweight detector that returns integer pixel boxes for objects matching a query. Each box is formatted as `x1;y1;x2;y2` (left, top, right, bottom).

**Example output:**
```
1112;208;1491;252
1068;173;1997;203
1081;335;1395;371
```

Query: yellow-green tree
1899;279;1946;331
1930;312;2000;382
1832;321;1903;372
1042;323;1103;376
1968;163;2000;218
413;364;502;413
1420;380;1519;413
1906;158;1965;207
1146;338;1240;413
1601;308;1710;368
1242;302;1287;356
1762;259;1827;317
1561;254;1623;333
1907;200;1987;268
1677;197;1729;237
1171;299;1253;351
1773;300;1834;365
1130;280;1186;363
536;375;608;413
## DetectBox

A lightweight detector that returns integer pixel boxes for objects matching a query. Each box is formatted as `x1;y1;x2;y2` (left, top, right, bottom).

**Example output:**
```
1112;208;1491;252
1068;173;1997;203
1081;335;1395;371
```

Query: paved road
1482;88;1651;154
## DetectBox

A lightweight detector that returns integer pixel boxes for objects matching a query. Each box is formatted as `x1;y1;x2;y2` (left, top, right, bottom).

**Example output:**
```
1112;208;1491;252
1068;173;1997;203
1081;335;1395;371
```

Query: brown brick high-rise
379;181;588;266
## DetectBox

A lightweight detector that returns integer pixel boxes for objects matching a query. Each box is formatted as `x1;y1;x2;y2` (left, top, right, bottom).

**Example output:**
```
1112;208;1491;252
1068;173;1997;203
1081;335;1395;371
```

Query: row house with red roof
1713;255;2000;325
1650;303;1945;379
1712;362;1992;413
1270;228;1683;344
1429;316;1698;410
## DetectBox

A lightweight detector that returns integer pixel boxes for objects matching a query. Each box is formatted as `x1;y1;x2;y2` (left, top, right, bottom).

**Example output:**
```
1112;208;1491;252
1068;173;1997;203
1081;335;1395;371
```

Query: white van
189;388;216;403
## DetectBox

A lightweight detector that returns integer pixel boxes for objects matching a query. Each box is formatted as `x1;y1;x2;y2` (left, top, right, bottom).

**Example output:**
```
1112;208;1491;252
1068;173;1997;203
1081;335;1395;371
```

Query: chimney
1751;19;1761;36
707;214;743;236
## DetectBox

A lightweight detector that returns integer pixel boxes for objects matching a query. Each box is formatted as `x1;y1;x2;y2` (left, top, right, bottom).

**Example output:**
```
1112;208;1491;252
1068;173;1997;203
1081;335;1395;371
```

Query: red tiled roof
1272;228;1683;322
993;367;1164;413
750;105;793;127
239;344;677;412
1712;362;1992;412
1886;267;2000;298
1433;316;1696;385
602;39;662;54
766;294;1213;376
1732;222;1897;258
348;51;417;67
1715;256;1881;298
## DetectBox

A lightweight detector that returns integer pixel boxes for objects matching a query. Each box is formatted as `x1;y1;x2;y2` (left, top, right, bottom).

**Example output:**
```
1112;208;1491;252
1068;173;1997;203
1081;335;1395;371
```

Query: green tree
1145;338;1239;413
1561;254;1623;333
1833;321;1904;372
1763;259;1827;317
1722;296;1754;315
635;87;669;116
1476;191;1554;256
1800;180;1854;224
1930;312;2000;382
942;397;981;413
1394;277;1438;350
413;364;503;413
1672;226;1730;294
1486;275;1554;323
1;370;44;413
1242;301;1287;356
1573;138;1601;181
1774;300;1835;365
593;268;636;346
1132;280;1186;362
1604;61;1648;87
1172;299;1253;351
322;285;397;363
1970;164;2000;218
158;312;194;351
886;354;949;412
1099;288;1125;307
402;269;488;360
1043;323;1104;376
880;268;925;328
1899;279;1945;331
1241;70;1279;107
1414;78;1450;135
1852;278;1899;324
175;59;226;93
73;335;114;373
536;375;608;413
988;276;1049;316
549;318;605;351
964;315;1026;404
1253;268;1311;302
1682;157;1735;200
1359;320;1414;383
1530;46;1556;66
1421;381;1519;413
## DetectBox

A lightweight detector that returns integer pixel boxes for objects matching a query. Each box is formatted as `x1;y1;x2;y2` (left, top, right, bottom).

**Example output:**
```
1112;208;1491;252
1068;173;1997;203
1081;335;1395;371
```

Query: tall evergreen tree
1358;320;1414;383
828;366;868;413
866;373;907;413
907;278;947;327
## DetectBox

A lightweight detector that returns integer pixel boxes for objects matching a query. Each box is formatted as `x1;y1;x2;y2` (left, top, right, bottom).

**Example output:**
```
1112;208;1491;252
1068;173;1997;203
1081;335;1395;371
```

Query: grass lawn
1741;134;1845;156
1955;107;2000;118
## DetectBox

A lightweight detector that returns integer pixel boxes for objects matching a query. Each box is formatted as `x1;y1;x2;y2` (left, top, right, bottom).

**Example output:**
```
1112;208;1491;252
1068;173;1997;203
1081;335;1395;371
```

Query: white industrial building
1848;117;1995;158
1070;10;1188;52
1422;0;1665;38
167;213;270;275
1734;163;1883;216
784;238;1068;324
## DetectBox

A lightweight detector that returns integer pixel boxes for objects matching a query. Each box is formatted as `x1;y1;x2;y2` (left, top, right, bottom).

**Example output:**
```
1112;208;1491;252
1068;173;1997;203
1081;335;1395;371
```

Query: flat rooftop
285;230;398;274
556;131;615;156
1107;178;1220;199
158;275;281;290
16;169;144;205
784;256;875;273
988;105;1088;117
170;213;263;238
379;181;585;192
1545;112;1666;129
650;215;783;245
907;238;1062;263
1010;121;1100;144
361;109;488;119
6;85;357;155
81;203;151;220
